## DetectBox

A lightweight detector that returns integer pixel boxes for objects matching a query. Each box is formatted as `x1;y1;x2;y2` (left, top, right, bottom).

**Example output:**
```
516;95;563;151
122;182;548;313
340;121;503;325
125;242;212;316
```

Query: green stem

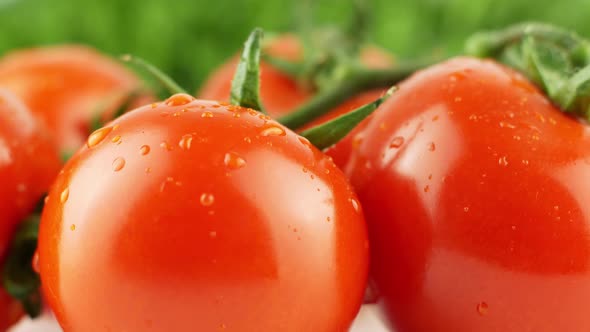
301;86;396;150
121;55;187;96
2;215;41;318
230;28;267;113
278;59;430;129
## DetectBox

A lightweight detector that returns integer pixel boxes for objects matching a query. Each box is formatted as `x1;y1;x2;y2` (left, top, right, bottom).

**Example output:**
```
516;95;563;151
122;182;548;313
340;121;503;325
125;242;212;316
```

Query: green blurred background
0;0;588;91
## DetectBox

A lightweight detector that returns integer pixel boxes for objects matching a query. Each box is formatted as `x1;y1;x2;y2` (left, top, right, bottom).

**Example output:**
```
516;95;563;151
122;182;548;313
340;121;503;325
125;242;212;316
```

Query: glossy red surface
39;95;369;332
0;89;61;330
347;57;590;331
0;45;152;152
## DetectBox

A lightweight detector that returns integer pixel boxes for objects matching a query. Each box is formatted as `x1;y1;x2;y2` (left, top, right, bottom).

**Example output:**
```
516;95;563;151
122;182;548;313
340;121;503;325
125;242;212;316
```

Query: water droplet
424;185;430;193
350;198;360;213
511;225;516;230
151;103;158;109
87;127;112;148
60;188;70;203
464;206;470;212
202;111;213;118
326;216;331;222
165;93;194;106
513;135;521;141
243;137;252;143
454;96;463;102
140;145;150;155
477;302;489;316
531;134;540;141
499;121;516;129
554;205;560;211
224;152;246;170
521;159;529;165
379;122;387;130
44;195;49;204
179;134;193;150
209;231;217;239
549;117;557;125
145;167;151;174
428;174;433;180
112;157;126;172
160;141;173;151
200;193;215;207
468;114;478;121
70;224;76;231
302;167;308;173
260;124;286;137
111;135;122;144
428;142;436;151
389;136;404;148
432;115;439;122
498;156;508;166
32;251;40;273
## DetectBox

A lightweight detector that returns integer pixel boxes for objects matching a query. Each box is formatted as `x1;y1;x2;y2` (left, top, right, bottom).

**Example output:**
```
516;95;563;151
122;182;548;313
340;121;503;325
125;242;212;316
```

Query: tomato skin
0;45;152;152
38;95;369;332
0;89;61;329
347;57;590;331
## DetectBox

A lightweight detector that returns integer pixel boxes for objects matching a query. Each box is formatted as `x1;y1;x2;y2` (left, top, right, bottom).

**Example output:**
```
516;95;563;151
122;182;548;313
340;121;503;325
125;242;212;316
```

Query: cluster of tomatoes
1;22;590;332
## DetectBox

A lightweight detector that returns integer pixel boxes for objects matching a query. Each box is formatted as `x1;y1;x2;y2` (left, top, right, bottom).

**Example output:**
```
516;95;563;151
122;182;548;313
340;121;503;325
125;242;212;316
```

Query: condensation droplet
224;152;246;170
179;134;193;150
454;96;463;102
424;185;430;193
202;111;213;118
200;193;215;207
260;125;286;137
209;231;217;239
32;251;40;273
111;135;122;144
428;142;436;151
70;224;76;231
140;145;150;155
165;93;194;106
464;206;470;212
477;302;489;316
160;141;172;151
60;188;70;203
87;127;112;148
390;136;404;148
350;198;360;213
498;156;508;166
112;157;126;172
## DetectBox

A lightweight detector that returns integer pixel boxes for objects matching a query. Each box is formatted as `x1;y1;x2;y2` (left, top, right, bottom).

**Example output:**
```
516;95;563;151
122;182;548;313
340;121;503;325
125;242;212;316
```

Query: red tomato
0;89;61;329
347;57;590;331
38;94;368;332
198;35;393;168
0;45;152;153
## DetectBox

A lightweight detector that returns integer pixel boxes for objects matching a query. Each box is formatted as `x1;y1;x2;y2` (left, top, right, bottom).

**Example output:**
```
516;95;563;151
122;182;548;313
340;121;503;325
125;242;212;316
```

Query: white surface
10;304;390;332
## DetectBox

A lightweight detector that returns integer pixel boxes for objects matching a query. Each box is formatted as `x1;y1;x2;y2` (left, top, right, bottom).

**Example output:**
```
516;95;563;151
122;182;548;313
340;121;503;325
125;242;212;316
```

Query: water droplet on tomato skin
200;193;215;207
209;231;217;239
111;135;122;144
160;141;173;151
498;156;509;166
350;198;360;213
428;142;436;151
140;145;150;155
165;93;194;106
202;111;214;118
424;185;430;193
476;302;489;316
389;136;404;148
179;134;193;151
32;251;40;273
260;125;286;137
87;127;112;148
112;157;126;172
70;224;76;231
224;152;246;170
60;188;70;203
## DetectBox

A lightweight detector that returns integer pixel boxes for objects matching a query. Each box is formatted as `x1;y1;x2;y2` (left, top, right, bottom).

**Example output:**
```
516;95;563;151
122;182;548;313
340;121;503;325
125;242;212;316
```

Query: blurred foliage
0;0;589;91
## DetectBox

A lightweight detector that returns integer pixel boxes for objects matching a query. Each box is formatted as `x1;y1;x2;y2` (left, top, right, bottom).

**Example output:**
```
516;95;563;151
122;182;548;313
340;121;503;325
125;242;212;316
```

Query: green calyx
230;28;267;113
300;86;397;150
466;22;590;120
2;214;42;318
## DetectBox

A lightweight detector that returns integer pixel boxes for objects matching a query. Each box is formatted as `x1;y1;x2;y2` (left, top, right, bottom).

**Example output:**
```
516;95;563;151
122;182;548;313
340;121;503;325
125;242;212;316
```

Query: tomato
0;89;61;329
347;57;590;331
0;45;152;153
38;94;369;332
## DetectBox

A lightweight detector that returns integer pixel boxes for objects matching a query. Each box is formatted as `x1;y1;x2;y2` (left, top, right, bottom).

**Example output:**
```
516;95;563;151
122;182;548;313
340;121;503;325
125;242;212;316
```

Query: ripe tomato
0;89;61;329
347;57;590;331
198;35;393;168
38;94;369;332
0;45;152;153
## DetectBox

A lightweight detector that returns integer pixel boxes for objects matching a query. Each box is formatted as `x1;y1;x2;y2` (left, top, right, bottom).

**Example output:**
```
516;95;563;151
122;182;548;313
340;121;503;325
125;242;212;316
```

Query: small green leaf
230;28;266;113
300;86;397;150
